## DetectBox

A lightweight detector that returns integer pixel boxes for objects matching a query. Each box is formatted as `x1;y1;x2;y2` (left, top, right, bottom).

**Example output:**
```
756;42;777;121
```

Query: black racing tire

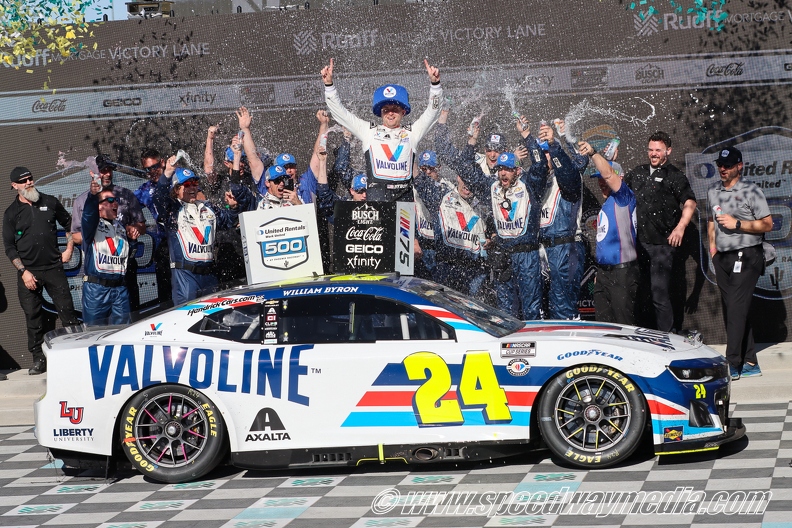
538;364;646;468
119;384;227;483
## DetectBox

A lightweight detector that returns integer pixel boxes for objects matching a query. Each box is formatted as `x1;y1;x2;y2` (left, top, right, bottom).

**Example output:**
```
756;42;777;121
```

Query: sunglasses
716;163;737;169
99;196;117;204
15;176;33;184
182;179;199;188
272;176;290;185
352;188;367;193
144;164;162;173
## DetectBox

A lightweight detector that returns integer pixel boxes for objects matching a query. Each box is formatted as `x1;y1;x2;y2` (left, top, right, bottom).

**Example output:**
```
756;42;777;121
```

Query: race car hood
507;321;706;355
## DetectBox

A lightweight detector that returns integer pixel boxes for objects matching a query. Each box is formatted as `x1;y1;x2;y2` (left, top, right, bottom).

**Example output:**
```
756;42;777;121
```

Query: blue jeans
172;267;218;305
82;282;130;326
495;250;542;320
544;240;585;319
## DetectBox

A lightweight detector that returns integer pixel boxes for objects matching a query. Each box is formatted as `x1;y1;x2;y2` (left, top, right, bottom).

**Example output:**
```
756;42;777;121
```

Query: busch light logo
352;203;380;223
382;86;397;98
257;217;309;270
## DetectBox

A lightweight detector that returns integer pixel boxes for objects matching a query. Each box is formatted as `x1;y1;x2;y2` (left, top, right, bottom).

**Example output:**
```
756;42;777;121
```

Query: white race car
36;274;744;483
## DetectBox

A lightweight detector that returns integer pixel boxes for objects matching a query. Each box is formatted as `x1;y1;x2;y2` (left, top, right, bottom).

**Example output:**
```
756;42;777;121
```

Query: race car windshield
413;285;524;337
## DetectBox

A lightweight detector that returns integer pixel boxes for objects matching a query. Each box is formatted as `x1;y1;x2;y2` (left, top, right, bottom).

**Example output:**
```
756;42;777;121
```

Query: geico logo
346;244;383;254
103;98;142;107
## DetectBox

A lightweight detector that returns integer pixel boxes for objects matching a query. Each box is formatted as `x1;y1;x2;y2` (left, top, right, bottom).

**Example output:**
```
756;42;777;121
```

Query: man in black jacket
3;167;80;375
624;132;696;332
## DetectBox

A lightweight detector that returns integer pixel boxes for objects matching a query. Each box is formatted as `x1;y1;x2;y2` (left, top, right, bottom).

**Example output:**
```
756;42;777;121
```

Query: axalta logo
293;29;377;55
245;407;291;442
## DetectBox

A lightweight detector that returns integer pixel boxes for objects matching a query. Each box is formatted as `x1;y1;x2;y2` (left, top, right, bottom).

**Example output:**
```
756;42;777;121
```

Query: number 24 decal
403;351;512;426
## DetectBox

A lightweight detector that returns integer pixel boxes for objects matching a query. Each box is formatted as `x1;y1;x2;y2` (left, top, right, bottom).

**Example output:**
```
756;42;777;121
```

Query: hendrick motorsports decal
257;217;310;270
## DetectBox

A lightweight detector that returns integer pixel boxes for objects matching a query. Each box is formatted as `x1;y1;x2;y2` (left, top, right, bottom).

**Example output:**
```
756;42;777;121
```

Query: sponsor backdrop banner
2;0;792;366
239;206;324;284
333;201;415;275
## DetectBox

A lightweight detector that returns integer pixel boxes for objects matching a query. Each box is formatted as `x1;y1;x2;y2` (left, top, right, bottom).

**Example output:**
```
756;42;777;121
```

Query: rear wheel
119;384;226;483
538;365;646;467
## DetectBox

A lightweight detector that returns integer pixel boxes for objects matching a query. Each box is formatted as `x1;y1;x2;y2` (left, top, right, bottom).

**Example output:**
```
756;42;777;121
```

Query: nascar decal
342;352;537;428
87;344;312;404
257;217;310;270
501;341;536;358
490;180;530;238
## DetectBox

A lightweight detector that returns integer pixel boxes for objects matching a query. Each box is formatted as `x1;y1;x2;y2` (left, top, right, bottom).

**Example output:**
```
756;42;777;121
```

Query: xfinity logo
103;98;141;107
179;92;216;105
706;62;744;77
293;30;377;55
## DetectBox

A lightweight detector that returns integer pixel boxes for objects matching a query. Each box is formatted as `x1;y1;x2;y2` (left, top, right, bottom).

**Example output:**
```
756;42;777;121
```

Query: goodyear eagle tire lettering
538;365;646;468
118;384;227;483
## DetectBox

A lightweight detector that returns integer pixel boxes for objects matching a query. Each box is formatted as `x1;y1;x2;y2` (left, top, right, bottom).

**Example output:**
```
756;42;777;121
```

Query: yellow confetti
26;69;33;73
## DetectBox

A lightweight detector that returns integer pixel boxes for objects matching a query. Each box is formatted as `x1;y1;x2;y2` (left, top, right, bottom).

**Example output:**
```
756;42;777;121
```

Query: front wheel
119;384;227;483
538;365;646;468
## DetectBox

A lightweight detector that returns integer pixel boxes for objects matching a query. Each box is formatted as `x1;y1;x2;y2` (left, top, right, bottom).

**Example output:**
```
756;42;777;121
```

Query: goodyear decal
88;344;311;404
342;351;537;427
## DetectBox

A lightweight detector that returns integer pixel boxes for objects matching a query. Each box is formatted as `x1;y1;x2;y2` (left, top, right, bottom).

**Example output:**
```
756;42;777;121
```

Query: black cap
485;132;504;150
10;167;32;183
96;154;115;172
714;146;742;167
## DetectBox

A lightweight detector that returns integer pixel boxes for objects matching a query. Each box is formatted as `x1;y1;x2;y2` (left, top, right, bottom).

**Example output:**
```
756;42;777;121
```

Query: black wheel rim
553;375;632;452
132;392;210;468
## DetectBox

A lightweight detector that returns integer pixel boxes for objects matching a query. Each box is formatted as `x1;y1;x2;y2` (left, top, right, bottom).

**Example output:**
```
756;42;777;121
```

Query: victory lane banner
333;201;414;275
239;205;324;285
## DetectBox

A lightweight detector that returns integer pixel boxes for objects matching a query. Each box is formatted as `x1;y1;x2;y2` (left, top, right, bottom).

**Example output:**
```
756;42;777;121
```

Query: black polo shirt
624;163;696;245
3;193;72;271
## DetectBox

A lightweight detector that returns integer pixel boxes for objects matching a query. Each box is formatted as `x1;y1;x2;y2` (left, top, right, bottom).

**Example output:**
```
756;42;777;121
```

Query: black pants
594;262;639;325
713;245;763;369
18;266;79;360
638;242;676;332
125;249;139;312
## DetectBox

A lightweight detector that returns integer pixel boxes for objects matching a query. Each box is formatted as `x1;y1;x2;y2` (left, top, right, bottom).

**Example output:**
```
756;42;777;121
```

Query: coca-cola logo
32;98;66;112
706;62;744;77
345;226;384;241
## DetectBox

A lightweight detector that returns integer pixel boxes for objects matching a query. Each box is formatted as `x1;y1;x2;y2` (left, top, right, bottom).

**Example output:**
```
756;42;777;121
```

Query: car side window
188;305;262;343
279;295;453;344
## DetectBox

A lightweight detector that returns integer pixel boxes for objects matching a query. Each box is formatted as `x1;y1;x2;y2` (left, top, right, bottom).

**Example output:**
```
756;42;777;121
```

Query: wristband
18;267;26;274
431;80;440;85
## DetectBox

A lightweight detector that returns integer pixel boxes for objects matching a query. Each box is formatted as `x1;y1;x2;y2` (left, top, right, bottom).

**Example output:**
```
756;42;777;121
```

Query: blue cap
495;152;519;169
225;147;247;163
275;153;296;167
351;174;367;192
372;84;411;117
266;165;287;181
418;150;437;168
590;161;623;178
173;167;198;187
